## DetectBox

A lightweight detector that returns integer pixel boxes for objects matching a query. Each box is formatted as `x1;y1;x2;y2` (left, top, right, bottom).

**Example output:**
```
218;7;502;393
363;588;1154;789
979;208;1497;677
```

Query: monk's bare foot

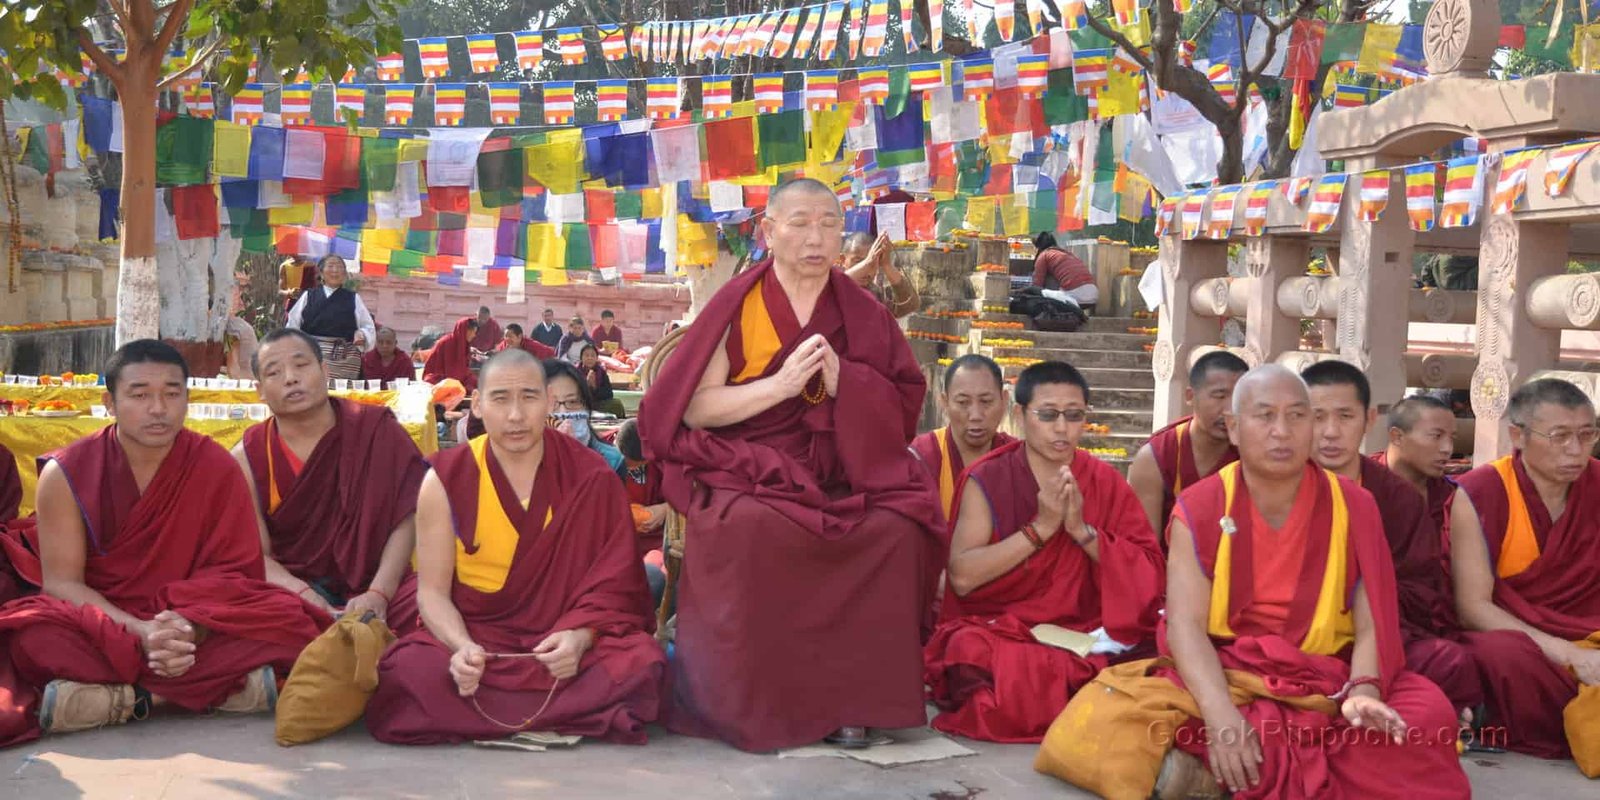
1153;748;1223;800
824;726;892;749
39;680;136;735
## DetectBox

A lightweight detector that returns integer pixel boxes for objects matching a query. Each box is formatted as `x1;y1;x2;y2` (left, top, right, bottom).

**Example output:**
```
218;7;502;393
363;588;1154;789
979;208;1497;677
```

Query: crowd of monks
0;177;1593;798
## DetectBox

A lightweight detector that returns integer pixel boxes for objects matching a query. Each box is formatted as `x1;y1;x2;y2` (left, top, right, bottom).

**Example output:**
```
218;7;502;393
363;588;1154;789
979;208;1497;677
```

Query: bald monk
1301;360;1481;716
1044;366;1467;799
924;361;1163;743
366;349;665;745
1128;351;1249;545
360;327;416;388
637;177;943;751
910;354;1016;520
1376;395;1458;547
1452;377;1600;762
0;341;325;746
497;323;557;360
235;329;429;628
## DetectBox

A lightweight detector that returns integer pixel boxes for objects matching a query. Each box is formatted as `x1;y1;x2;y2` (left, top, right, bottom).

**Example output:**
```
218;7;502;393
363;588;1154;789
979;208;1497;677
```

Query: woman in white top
286;254;376;380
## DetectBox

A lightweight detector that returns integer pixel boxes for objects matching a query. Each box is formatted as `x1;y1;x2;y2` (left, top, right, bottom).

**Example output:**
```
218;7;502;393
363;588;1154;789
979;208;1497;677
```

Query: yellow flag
966;195;997;234
212;122;251;178
1120;173;1153;222
1001;194;1029;236
362;228;405;253
526;138;585;194
808;105;855;166
1358;24;1401;74
1097;70;1142;118
397;139;430;163
677;215;717;266
639;187;663;220
13;129;28;163
269;201;315;226
1573;23;1600;72
1114;18;1151;47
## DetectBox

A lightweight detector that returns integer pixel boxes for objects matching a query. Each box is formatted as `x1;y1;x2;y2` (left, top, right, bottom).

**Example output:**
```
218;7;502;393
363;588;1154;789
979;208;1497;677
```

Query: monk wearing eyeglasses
924;361;1162;743
1452;377;1600;767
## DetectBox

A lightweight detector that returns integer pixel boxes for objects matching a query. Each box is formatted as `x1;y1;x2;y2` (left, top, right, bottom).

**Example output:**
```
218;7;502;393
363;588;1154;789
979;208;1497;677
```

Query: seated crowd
0;178;1591;798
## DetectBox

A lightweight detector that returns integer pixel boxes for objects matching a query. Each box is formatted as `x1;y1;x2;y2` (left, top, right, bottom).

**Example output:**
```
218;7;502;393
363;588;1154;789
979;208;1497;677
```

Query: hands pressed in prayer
1342;693;1408;743
342;590;389;621
774;334;830;398
1204;708;1263;794
1033;467;1074;540
1058;467;1087;543
819;341;840;398
532;628;595;680
1567;646;1600;685
143;610;199;678
450;642;488;697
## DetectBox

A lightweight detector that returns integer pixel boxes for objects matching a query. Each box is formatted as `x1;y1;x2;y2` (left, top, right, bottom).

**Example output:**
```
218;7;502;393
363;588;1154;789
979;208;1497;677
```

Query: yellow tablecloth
0;385;400;410
0;412;437;518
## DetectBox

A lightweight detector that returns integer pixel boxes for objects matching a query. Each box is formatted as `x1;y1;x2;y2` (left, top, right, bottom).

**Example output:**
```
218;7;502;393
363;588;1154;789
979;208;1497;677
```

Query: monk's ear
468;390;482;419
1224;412;1241;448
1365;406;1379;433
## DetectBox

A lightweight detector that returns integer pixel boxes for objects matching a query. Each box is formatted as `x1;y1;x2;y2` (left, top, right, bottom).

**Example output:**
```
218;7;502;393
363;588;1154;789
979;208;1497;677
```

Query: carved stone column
1153;236;1229;429
1472;214;1570;462
1335;166;1415;450
1244;236;1310;367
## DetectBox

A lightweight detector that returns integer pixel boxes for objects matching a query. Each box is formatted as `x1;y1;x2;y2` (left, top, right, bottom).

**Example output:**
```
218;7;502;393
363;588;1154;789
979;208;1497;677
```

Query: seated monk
234;329;429;630
497;323;557;361
1048;365;1467;799
1128;350;1248;547
359;327;417;388
1452;378;1600;761
365;349;665;745
1301;361;1481;716
910;354;1015;520
1375;394;1459;550
0;340;325;746
423;317;480;393
637;178;944;752
925;361;1163;743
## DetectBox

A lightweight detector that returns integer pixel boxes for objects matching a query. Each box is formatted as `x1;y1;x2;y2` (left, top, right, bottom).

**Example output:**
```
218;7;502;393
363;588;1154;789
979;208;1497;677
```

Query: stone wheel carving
1207;279;1231;315
1152;340;1176;382
1299;279;1322;318
1568;274;1600;328
1471;361;1512;420
1418;287;1455;323
1419;354;1449;388
1424;0;1470;74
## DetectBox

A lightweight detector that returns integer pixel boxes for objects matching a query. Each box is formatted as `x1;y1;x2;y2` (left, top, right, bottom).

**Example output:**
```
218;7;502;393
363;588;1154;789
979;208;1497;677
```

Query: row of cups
85;404;272;421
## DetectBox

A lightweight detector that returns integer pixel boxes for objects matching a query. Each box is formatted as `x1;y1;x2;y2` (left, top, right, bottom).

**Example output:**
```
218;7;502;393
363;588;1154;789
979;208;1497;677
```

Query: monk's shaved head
1507;378;1594;427
767;177;841;216
1231;364;1307;415
1388;394;1452;432
478;347;545;389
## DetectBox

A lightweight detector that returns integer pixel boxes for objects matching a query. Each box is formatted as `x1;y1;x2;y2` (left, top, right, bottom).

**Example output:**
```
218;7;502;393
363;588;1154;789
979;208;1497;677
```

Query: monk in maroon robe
1376;394;1459;555
359;327;416;388
496;323;557;361
925;362;1162;743
0;340;326;746
423;316;479;392
1300;361;1481;714
637;178;943;752
1452;378;1600;761
1046;366;1466;799
367;349;664;745
1129;350;1248;546
909;353;1016;521
237;329;429;631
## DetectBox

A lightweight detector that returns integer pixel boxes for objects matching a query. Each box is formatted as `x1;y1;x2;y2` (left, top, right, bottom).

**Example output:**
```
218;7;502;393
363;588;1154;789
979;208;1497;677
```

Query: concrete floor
0;716;1589;799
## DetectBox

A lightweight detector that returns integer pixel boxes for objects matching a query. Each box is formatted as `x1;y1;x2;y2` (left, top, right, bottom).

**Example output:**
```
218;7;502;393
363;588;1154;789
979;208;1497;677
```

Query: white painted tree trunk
686;251;741;321
156;235;239;341
115;255;159;345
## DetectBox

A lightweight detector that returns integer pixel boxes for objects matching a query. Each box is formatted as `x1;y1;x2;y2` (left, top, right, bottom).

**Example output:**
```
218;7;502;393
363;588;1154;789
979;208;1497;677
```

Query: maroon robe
0;428;327;747
621;460;664;560
422;317;478;392
496;337;557;360
1370;450;1456;558
924;442;1163;742
1161;464;1468;800
1456;455;1600;758
360;349;416;387
636;259;944;752
365;431;665;745
242;399;428;625
909;428;1017;516
1146;415;1238;544
470;318;502;353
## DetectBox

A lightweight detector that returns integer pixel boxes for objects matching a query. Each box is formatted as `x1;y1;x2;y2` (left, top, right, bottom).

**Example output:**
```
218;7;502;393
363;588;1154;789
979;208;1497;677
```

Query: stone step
1077;367;1155;390
1078;387;1153;411
1079;431;1151;455
1090;408;1155;431
978;312;1151;335
991;347;1153;370
980;329;1156;352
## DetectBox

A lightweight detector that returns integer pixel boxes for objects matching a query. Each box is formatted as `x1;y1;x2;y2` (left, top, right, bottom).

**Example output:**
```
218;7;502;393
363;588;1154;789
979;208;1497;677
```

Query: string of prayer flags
753;13;784;57
994;0;1015;41
794;7;825;60
647;78;680;119
848;0;866;60
434;84;467;126
1206;185;1240;239
1439;155;1483;228
280;84;313;125
1357;170;1390;222
385;85;416;125
702;75;734;119
232;84;265;125
754;74;786;113
864;0;890;57
818;2;847;60
1282;176;1313;206
467;34;500;73
418;38;450;78
543;81;575;124
901;0;919;53
909;62;944;93
487;83;521;124
514;32;543;68
377;52;404;81
963;58;995;101
1303;173;1347;233
599;25;629;61
858;68;890;104
1073;50;1111;94
1544;140;1600;196
596;79;629;121
1180;192;1206;239
1243;180;1276;235
1016;54;1050;96
558;28;587;65
807;71;841;110
1404;162;1438;231
1492;148;1541;214
1153;194;1180;236
185;84;215;119
771;9;802;58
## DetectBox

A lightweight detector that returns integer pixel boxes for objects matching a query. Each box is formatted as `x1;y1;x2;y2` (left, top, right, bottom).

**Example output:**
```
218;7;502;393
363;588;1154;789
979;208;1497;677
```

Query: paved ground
0;715;1589;799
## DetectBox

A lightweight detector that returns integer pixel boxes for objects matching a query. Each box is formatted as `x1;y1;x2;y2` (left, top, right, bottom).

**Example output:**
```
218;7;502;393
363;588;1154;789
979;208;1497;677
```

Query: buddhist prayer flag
488;83;521;124
901;0;919;53
1492;148;1541;214
1174;0;1194;11
702;75;734;119
818;2;847;61
335;85;365;117
434;84;467;126
807;70;841;110
1207;185;1240;239
1332;83;1370;108
929;0;946;49
754;73;786;113
385;84;416;125
467;34;500;73
232;83;265;125
771;9;802;58
1404;162;1438;231
1439;155;1482;228
599;25;629;61
864;0;890;57
417;37;450;78
1544;140;1600;196
1303;173;1347;233
1207;63;1237;105
994;0;1015;40
596;79;630;121
1153;194;1180;236
795;7;825;59
1357;170;1390;222
1073;49;1111;94
377;52;404;81
543;81;575;124
185;84;215;118
908;62;944;93
1283;19;1325;80
1113;0;1141;26
559;28;587;65
858;67;890;104
1283;175;1313;205
722;16;752;60
1358;23;1402;75
514;31;543;68
1016;54;1050;96
752;13;783;57
1059;0;1088;30
647;78;680;119
848;0;866;60
1243;180;1276;235
962;58;995;101
280;84;313;125
1180;192;1206;239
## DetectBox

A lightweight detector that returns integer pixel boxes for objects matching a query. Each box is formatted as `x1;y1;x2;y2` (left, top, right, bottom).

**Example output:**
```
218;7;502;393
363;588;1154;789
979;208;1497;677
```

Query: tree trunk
1216;113;1246;185
114;55;160;347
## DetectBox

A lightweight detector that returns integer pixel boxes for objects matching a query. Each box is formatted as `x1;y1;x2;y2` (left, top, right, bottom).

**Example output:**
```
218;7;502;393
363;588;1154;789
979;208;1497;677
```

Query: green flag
364;137;399;192
757;110;806;170
1524;24;1576;67
563;222;592;269
477;147;524;208
1322;23;1367;66
1030;190;1057;233
157;117;212;186
390;249;426;278
1043;69;1088;126
884;66;912;119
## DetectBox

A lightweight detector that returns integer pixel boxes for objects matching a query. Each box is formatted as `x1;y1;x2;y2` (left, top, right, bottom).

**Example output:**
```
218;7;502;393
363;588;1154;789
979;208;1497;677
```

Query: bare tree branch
75;25;126;86
153;0;195;55
1082;13;1155;72
155;36;222;90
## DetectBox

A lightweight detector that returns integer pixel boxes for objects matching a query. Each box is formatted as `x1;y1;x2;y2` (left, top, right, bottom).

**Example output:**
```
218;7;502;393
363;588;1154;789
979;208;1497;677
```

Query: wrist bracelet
1334;675;1383;701
367;586;391;603
1020;523;1045;551
1077;524;1098;547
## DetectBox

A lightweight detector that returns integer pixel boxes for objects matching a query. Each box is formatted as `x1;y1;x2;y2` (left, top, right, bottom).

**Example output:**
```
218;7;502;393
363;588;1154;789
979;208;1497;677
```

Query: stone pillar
1335;166;1415;450
1153;236;1229;429
1244;236;1310;366
1471;214;1570;463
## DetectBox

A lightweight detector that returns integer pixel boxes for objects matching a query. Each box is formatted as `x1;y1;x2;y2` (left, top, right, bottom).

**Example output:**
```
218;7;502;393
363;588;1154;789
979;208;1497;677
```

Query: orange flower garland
0;317;114;334
972;320;1025;330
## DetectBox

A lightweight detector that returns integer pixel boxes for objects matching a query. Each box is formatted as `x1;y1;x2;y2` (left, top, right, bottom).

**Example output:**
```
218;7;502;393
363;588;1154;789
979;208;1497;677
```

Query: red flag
585;189;617;223
906;201;936;240
430;185;471;214
1283;19;1326;81
172;184;219;240
702;118;757;181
